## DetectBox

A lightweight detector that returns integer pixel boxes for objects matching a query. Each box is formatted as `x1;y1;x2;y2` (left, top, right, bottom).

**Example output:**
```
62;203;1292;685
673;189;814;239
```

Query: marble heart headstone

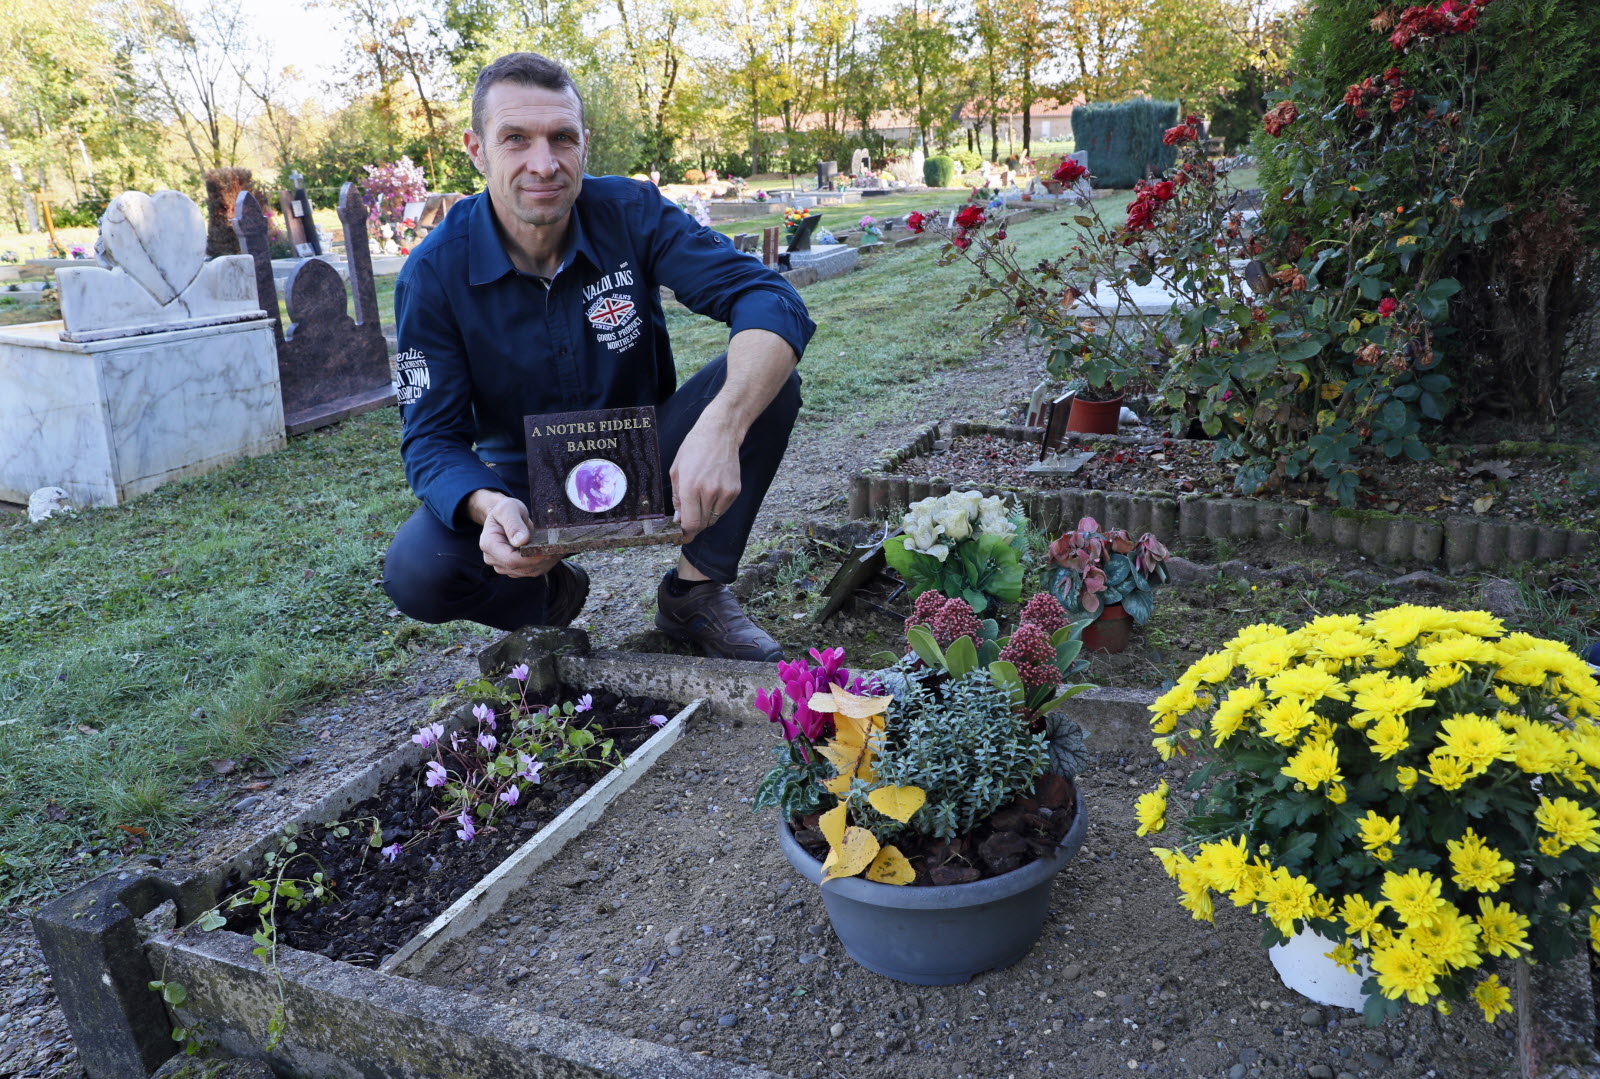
98;190;206;306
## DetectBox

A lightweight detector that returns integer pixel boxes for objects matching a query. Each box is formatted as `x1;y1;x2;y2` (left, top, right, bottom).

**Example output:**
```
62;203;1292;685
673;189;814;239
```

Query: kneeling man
382;52;811;661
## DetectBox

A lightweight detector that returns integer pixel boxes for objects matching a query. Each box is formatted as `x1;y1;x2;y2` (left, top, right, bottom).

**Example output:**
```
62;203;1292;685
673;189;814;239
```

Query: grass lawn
0;205;1083;903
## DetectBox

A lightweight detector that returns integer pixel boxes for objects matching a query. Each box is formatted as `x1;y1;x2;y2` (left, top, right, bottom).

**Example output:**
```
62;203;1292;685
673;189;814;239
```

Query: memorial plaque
519;405;684;555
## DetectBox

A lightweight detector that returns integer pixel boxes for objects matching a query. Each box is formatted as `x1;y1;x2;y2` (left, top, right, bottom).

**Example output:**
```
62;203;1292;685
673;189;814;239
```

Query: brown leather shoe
655;578;783;661
544;561;589;627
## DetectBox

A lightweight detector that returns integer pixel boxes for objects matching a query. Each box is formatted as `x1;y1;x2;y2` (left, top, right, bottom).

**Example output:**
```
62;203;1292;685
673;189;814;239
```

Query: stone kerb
33;637;778;1079
846;421;1595;571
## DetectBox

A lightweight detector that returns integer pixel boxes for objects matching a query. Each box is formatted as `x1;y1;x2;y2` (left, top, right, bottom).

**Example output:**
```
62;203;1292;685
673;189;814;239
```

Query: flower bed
847;421;1596;572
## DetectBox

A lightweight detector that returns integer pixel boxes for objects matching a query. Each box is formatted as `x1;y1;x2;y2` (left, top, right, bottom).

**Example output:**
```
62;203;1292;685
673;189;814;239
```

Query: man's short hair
471;53;585;134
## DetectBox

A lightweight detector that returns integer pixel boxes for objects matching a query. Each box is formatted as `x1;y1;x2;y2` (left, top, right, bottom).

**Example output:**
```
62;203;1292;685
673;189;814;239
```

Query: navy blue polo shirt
392;175;815;530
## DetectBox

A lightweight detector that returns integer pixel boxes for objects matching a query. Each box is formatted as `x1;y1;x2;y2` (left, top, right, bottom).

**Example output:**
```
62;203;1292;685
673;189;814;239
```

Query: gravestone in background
278;171;323;258
786;213;822;253
234;183;394;435
415;193;464;237
0;189;283;507
850;148;871;175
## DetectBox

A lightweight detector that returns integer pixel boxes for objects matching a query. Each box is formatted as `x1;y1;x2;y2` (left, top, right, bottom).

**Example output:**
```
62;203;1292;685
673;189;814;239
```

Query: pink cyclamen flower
477;732;498;752
425;761;448;787
648;713;668;728
456;811;477;842
411;722;443;749
510;663;530;682
575;693;593;713
472;702;496;728
517;755;543;783
381;842;402;863
500;786;520;806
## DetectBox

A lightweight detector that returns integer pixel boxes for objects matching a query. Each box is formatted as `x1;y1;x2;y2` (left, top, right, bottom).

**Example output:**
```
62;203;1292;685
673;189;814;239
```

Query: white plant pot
1268;928;1369;1010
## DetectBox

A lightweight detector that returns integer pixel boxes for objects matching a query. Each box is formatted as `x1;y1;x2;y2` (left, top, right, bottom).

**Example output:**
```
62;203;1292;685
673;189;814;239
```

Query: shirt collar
466;183;599;286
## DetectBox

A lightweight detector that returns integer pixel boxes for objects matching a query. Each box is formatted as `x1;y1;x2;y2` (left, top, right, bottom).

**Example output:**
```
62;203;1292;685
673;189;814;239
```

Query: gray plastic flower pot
777;785;1087;985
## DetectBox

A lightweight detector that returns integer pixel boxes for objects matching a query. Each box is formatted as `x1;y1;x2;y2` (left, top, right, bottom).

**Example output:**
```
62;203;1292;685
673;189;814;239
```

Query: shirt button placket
546;274;582;408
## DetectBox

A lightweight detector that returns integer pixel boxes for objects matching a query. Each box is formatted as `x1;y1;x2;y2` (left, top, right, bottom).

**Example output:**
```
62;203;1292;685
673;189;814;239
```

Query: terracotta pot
1065;393;1124;435
1081;602;1132;654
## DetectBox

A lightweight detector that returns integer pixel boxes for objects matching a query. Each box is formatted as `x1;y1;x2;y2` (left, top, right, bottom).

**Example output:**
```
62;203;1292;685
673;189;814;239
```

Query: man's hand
671;412;741;540
468;489;561;578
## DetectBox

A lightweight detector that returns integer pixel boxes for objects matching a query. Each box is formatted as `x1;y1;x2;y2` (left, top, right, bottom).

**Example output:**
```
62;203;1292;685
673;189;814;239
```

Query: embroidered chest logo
582;269;642;352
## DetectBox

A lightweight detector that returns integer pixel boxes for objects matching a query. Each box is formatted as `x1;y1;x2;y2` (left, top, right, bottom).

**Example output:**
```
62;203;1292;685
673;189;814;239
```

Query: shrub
949;149;983;172
923;155;956;188
1070;99;1180;188
51;195;110;229
872;668;1047;841
683;168;705;184
203;168;256;257
1263;0;1600;422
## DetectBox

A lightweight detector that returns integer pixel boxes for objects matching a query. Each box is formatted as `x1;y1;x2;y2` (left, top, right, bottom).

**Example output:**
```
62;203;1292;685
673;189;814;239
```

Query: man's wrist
465;488;511;526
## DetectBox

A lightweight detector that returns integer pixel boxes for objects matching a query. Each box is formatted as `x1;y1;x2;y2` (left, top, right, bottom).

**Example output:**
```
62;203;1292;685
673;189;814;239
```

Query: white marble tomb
0;190;284;508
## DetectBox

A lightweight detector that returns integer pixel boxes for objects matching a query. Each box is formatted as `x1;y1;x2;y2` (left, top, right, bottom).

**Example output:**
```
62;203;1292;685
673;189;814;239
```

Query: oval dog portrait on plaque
565;458;628;514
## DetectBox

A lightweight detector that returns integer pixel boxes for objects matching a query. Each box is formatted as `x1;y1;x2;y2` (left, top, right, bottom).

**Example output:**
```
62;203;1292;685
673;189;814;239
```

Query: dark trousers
382;355;800;631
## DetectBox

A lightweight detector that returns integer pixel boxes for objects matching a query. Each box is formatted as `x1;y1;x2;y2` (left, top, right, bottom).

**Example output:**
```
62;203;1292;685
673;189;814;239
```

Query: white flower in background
936;504;972;541
904;514;942;553
978;495;1016;536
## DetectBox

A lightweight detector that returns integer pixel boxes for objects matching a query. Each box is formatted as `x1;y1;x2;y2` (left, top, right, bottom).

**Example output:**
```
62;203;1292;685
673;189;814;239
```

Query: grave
234;183;395;436
278;171;323;257
850;147;871;175
0;189;284;508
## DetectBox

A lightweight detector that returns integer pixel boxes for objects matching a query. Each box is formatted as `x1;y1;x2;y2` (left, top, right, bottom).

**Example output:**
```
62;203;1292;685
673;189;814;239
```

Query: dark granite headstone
787;213;822;253
233;184;394;435
1042;390;1075;456
518;406;683;555
278;172;322;257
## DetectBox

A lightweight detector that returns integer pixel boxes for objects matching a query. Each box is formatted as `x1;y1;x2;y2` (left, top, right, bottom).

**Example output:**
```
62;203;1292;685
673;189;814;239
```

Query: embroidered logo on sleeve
395;348;431;405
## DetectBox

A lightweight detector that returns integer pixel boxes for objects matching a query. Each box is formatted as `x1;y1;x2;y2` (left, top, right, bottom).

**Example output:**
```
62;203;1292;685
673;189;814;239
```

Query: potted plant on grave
754;591;1094;985
882;490;1027;615
1140;605;1600;1025
1044;517;1171;654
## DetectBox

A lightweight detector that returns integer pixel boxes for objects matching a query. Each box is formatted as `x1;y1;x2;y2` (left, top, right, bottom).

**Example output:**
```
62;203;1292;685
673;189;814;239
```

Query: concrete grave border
846;420;1596;572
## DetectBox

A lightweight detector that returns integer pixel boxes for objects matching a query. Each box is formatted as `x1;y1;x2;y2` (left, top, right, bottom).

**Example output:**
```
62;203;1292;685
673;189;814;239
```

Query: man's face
465;82;587;230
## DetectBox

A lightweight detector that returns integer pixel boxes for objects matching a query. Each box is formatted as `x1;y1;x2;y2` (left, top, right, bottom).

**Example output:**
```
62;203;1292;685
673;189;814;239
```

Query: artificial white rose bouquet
883;490;1026;614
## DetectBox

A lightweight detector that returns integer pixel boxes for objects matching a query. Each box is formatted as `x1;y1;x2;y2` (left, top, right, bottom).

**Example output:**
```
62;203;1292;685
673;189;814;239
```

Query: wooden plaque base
516;517;686;558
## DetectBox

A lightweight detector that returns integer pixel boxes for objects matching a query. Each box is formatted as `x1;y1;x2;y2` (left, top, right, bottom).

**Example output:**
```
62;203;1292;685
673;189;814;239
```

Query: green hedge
1069;99;1180;189
949;149;983;171
924;155;956;188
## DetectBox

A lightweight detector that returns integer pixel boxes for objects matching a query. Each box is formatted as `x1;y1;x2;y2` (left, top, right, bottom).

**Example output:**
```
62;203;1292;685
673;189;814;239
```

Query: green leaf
162;982;188;1007
906;626;945;670
197;910;227;932
987;660;1024;704
945;636;979;679
1119;587;1153;625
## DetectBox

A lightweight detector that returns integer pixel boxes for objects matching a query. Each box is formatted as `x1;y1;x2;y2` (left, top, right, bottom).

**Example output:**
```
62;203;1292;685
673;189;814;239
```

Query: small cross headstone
233;183;393;434
517;406;683;556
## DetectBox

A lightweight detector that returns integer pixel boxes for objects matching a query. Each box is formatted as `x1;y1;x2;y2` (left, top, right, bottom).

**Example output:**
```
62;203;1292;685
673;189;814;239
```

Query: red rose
994;229;1007;241
1262;101;1299;137
1390;88;1416;112
1053;159;1087;183
952;234;972;250
1383;65;1405;86
1162;124;1197;146
1153;181;1176;201
1378;297;1398;318
954;205;985;229
1184;113;1203;126
907;212;926;233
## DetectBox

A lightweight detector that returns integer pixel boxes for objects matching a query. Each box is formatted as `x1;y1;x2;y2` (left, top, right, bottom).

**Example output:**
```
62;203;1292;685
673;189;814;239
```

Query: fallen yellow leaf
867;785;927;824
822;826;880;881
818;740;877;790
866;844;916;885
832;709;886;751
807;683;894;721
819;803;848;849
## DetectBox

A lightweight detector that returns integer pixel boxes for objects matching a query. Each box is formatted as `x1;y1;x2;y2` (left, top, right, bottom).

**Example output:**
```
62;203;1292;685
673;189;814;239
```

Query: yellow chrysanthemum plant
1140;605;1600;1027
